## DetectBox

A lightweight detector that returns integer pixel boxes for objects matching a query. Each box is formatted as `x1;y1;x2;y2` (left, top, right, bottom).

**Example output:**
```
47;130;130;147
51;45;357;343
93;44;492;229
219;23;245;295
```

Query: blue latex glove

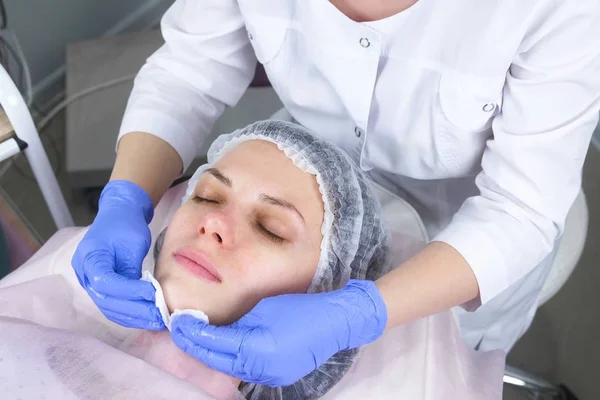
170;280;387;386
72;180;165;330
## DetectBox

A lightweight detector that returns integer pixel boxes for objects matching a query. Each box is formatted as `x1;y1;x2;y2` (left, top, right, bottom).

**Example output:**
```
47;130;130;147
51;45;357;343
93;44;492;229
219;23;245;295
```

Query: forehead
212;140;300;177
201;140;315;195
220;139;280;159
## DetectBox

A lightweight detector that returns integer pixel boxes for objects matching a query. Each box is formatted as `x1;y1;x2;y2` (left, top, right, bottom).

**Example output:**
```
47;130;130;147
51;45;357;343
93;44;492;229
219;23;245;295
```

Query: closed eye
257;223;285;244
193;196;219;204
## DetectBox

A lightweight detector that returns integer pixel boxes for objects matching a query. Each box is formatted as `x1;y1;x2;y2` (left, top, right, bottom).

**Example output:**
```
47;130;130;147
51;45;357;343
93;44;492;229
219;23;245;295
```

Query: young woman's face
154;140;324;325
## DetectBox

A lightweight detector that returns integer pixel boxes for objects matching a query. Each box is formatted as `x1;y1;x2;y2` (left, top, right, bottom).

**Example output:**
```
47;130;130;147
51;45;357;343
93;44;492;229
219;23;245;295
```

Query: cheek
290;248;320;292
154;208;199;274
164;208;200;244
234;244;318;300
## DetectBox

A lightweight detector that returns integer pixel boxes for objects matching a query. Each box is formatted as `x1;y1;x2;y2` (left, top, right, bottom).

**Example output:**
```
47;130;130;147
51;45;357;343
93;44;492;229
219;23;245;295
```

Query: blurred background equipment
64;30;282;209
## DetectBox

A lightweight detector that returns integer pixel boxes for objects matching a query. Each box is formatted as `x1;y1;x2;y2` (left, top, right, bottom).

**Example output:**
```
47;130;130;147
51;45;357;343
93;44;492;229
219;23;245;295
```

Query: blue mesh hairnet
179;120;391;399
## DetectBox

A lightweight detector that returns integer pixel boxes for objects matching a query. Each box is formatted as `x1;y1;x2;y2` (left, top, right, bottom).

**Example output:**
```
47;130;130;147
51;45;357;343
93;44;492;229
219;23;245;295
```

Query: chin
159;277;203;311
157;276;228;323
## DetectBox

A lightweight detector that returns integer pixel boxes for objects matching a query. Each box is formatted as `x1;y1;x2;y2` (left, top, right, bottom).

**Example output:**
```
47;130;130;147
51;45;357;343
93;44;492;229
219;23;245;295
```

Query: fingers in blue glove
89;271;156;302
172;315;249;353
85;287;165;330
172;327;237;373
102;309;165;331
170;315;250;374
79;249;155;302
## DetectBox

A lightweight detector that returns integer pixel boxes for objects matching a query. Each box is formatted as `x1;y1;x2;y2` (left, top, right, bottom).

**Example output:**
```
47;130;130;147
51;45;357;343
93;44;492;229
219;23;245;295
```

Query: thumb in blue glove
72;180;165;330
170;279;387;386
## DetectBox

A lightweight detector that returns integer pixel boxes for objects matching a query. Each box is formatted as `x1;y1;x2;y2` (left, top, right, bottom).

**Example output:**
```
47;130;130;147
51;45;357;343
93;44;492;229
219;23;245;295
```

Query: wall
3;0;173;101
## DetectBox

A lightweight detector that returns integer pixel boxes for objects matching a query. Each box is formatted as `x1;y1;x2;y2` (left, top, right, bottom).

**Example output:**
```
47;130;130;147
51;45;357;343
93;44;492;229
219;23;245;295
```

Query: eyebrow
205;167;305;224
260;194;305;224
206;168;232;187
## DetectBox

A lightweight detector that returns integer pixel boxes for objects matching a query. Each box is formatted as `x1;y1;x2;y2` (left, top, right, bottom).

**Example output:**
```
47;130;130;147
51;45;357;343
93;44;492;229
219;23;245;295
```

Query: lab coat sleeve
118;0;257;171
433;2;600;306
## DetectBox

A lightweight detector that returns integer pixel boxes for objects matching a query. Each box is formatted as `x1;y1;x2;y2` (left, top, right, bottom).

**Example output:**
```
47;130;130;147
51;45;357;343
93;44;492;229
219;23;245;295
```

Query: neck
330;0;418;22
122;331;241;399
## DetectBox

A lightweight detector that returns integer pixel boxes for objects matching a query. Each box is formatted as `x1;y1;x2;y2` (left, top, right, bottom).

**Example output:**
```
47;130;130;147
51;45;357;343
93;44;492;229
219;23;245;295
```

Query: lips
173;248;222;283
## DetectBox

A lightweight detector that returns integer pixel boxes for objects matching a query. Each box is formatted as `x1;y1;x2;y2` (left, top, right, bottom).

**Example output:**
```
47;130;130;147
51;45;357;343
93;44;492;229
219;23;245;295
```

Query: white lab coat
119;0;600;352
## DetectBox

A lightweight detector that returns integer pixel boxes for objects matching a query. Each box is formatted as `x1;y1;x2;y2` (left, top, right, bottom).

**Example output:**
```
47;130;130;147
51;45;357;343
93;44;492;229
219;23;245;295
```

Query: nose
199;211;233;247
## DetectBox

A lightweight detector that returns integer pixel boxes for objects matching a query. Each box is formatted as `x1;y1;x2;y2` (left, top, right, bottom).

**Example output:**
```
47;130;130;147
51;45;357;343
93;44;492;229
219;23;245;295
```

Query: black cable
0;0;7;30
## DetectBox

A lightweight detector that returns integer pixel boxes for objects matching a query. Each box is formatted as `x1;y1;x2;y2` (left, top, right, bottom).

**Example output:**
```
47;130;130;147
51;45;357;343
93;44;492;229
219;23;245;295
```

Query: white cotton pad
141;271;209;330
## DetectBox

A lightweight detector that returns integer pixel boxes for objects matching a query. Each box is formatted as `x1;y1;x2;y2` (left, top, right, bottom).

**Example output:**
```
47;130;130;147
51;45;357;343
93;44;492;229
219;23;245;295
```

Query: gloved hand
170;280;387;386
72;180;165;330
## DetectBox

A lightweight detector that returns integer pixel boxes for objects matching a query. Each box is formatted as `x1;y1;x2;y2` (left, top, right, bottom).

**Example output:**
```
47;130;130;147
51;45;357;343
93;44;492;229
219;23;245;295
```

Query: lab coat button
359;38;371;48
355;127;363;137
482;103;496;112
247;30;253;40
